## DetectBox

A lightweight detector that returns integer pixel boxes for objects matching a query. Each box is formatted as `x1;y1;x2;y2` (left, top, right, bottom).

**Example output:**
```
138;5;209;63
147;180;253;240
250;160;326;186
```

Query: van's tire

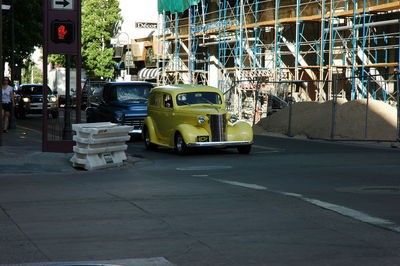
175;132;189;155
143;127;157;151
237;145;252;154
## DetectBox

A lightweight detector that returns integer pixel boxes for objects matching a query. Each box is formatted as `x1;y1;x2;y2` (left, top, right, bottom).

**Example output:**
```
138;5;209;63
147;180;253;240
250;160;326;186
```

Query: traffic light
51;20;74;44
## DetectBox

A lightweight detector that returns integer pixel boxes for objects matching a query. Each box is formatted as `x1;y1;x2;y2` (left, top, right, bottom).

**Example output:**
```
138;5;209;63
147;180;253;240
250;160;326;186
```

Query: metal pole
9;0;16;129
330;78;337;140
364;76;370;139
397;71;400;142
0;0;3;145
188;5;192;84
288;82;295;137
62;54;72;140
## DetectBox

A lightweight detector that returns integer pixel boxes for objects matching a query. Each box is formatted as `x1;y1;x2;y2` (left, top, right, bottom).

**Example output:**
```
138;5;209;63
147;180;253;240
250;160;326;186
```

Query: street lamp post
118;32;130;78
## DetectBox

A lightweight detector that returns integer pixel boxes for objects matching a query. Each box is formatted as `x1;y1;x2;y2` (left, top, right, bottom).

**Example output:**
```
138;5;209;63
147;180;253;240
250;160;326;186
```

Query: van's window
176;92;222;106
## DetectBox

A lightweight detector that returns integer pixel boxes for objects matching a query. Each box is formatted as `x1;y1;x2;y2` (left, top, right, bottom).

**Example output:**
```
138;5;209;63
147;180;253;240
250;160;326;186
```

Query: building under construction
156;0;400;120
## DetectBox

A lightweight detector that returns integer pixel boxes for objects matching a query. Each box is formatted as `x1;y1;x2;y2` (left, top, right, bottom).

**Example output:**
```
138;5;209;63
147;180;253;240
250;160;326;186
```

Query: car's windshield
176;92;222;106
20;86;52;95
116;85;151;102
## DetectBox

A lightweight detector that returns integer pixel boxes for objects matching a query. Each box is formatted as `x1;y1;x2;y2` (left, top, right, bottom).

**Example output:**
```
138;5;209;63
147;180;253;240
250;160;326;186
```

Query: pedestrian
2;77;14;133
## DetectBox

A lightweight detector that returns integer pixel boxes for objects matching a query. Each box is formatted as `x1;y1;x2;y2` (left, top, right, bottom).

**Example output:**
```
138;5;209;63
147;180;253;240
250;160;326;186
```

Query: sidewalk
0;126;75;175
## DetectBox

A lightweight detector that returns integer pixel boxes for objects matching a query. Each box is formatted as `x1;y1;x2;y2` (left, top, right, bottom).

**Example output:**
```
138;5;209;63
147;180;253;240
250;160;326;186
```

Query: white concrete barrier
71;122;133;170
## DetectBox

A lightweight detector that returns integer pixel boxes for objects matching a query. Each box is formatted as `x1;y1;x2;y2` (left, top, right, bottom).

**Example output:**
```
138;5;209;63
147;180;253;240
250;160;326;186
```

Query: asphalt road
1;116;400;265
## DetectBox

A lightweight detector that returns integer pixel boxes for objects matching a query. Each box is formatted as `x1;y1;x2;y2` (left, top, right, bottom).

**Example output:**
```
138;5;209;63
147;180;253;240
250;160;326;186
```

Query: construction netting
158;0;200;13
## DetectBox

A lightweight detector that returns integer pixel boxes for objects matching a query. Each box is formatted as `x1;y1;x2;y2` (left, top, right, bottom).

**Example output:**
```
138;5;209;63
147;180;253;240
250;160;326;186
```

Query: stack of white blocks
71;122;134;170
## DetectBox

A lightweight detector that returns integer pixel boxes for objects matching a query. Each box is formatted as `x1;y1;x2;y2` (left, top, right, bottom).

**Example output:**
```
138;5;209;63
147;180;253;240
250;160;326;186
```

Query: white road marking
209;178;400;233
212;179;268;190
192;174;209;177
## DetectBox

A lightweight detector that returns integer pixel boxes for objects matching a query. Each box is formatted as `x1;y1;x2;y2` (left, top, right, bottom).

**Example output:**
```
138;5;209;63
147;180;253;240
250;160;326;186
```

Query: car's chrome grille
31;97;43;103
123;117;145;128
209;114;227;142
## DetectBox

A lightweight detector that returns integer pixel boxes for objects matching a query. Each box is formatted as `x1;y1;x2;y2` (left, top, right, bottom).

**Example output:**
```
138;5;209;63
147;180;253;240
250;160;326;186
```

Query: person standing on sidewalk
2;77;14;133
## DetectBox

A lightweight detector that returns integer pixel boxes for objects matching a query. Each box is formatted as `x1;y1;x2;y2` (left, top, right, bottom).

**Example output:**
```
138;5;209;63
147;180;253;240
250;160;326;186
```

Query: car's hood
178;105;226;115
20;94;54;98
111;101;147;111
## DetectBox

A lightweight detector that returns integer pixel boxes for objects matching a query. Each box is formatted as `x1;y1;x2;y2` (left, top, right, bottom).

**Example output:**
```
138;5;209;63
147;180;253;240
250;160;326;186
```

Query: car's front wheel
143;127;157;151
237;145;252;154
175;132;189;155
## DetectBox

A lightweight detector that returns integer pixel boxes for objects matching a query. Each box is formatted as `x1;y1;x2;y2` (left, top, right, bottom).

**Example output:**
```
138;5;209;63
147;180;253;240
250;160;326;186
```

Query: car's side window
149;93;160;107
163;94;173;108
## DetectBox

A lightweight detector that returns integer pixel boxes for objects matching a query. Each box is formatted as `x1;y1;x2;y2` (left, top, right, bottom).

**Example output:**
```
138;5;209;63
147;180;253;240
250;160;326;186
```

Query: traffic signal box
46;0;80;55
51;20;74;44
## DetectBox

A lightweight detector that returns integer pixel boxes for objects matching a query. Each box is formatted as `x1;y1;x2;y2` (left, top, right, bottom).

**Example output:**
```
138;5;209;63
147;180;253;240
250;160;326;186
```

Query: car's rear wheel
237;145;252;154
175;133;188;155
143;127;157;151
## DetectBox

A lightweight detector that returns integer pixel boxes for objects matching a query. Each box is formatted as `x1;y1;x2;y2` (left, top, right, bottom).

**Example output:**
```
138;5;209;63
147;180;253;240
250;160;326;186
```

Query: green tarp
158;0;201;13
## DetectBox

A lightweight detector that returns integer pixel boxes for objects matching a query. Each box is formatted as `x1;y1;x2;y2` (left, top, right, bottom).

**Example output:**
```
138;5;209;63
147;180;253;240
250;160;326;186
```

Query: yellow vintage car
143;84;254;154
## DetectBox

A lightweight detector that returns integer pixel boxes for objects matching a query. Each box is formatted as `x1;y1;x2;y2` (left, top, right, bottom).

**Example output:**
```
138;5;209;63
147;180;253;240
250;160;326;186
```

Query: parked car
143;84;254;154
15;84;59;119
86;82;154;134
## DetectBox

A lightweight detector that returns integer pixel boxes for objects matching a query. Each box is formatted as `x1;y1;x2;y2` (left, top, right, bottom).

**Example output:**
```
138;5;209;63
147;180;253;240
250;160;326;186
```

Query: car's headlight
229;115;238;123
198;115;206;124
49;96;57;103
22;97;30;103
115;113;124;123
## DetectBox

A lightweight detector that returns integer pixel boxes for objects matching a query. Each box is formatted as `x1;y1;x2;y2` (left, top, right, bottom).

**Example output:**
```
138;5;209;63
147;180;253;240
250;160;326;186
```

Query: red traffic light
51;20;74;44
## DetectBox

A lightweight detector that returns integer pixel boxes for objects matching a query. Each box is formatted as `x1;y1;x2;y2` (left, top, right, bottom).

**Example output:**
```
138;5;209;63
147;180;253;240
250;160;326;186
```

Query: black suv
15;84;59;119
86;82;154;134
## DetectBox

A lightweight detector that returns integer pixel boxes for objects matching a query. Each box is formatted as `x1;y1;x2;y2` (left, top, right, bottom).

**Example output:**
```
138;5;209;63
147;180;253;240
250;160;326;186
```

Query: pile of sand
258;99;398;141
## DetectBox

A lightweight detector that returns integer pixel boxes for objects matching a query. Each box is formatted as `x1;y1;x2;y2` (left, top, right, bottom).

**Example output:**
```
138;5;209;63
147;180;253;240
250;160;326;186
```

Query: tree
2;0;42;76
21;62;43;84
82;0;122;79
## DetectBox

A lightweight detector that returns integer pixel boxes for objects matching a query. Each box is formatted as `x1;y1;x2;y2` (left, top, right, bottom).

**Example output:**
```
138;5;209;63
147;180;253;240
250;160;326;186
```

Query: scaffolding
157;0;400;120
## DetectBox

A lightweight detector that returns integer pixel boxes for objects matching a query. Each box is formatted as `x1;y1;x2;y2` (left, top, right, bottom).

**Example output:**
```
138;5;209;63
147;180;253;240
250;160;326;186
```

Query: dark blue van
86;81;154;134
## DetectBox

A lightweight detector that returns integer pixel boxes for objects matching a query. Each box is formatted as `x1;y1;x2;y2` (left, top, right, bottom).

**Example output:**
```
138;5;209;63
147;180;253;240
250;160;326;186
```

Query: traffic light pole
62;54;73;140
0;0;3;146
9;0;16;129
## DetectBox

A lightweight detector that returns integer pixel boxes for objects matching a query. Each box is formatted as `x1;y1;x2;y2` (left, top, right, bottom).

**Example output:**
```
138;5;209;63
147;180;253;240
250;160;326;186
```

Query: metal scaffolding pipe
329;19;400;32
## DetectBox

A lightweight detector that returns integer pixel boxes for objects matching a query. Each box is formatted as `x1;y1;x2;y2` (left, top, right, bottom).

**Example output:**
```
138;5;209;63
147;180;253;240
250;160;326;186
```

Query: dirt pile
258;99;398;141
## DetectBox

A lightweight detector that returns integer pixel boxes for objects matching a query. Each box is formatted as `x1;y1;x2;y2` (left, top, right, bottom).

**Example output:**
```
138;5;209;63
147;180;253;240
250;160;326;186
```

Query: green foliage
82;0;122;79
2;0;42;69
21;63;43;84
48;54;66;67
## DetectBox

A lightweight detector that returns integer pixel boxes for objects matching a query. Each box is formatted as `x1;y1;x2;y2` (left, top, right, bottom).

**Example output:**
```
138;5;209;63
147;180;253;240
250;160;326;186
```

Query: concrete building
114;0;159;81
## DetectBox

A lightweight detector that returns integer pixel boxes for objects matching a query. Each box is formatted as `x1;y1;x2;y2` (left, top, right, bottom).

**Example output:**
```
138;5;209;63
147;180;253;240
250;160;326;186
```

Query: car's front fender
144;116;158;143
175;124;209;146
227;121;253;142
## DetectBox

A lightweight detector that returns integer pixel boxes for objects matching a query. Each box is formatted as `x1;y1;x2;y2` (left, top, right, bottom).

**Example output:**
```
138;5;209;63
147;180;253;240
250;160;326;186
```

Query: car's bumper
128;128;142;134
187;140;253;148
19;103;58;112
